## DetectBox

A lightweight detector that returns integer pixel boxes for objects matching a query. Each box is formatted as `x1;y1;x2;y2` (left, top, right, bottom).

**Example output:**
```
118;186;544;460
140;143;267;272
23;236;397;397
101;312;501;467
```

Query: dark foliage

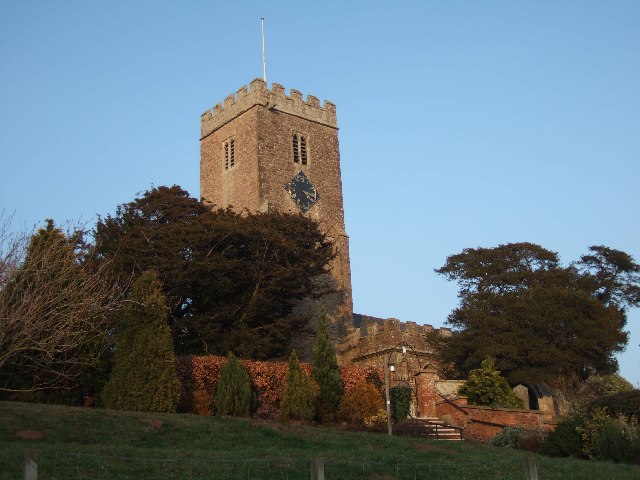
436;242;636;384
390;386;412;423
594;420;640;464
101;271;181;413
589;390;640;419
91;185;334;359
540;416;586;458
311;310;343;419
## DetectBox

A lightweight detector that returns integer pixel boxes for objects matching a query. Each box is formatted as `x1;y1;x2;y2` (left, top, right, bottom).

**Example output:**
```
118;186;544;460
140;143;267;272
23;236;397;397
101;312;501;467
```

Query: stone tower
200;79;353;352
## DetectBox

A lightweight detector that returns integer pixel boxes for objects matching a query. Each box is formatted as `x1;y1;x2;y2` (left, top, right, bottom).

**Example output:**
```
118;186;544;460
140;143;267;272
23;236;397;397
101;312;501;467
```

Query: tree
91;186;335;359
101;271;181;412
280;350;319;421
459;357;524;408
215;352;253;417
0;217;123;393
311;309;343;419
436;242;635;384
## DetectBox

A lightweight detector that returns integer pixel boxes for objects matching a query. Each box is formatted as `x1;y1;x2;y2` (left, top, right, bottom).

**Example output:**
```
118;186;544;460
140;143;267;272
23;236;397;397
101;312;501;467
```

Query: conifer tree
459;357;524;409
311;309;343;419
101;271;181;412
280;350;319;421
215;352;252;417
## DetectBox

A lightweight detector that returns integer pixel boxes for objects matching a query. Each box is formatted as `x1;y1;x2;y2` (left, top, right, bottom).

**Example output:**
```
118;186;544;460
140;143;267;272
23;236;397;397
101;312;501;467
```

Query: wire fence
3;449;640;480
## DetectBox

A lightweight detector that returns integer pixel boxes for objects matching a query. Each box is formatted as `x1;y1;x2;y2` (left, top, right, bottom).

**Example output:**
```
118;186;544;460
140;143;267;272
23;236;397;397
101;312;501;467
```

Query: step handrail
437;392;469;415
410;418;464;441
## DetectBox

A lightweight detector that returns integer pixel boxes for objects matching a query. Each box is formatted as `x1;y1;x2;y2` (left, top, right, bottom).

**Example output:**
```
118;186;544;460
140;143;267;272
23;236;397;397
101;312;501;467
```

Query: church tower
200;79;353;349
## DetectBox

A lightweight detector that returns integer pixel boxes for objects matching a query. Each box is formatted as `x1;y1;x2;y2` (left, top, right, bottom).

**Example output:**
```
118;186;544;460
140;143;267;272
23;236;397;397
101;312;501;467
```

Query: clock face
284;171;320;213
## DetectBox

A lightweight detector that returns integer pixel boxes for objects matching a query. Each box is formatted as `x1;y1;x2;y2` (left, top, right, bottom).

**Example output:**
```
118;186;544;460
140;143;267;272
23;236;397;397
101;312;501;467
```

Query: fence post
311;457;324;480
523;457;538;480
23;450;37;480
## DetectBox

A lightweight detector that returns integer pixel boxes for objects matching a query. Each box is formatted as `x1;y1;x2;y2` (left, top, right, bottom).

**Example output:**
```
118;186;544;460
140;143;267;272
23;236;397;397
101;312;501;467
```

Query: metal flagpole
261;17;267;82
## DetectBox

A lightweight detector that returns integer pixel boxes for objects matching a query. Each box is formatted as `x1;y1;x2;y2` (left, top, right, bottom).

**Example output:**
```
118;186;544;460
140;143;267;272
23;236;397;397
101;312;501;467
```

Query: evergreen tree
215;352;252;417
280;351;319;421
92;185;335;359
101;271;181;412
311;309;343;419
436;242;636;383
459;357;524;409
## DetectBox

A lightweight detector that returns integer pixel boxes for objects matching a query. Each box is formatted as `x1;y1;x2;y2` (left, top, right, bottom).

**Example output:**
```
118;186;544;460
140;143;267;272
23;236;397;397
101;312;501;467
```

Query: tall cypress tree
311;309;343;419
215;352;252;417
280;351;318;421
101;271;181;412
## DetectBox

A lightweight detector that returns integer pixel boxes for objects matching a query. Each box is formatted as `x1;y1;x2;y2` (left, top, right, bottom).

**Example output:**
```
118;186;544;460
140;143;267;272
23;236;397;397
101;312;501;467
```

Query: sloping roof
528;383;554;398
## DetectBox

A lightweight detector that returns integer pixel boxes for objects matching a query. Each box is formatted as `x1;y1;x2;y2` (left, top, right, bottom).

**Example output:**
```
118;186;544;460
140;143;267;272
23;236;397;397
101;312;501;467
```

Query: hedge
176;355;382;415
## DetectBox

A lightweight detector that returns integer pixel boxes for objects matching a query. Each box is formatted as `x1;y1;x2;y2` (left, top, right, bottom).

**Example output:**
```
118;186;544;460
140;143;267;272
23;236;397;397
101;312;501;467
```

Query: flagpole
261;17;267;82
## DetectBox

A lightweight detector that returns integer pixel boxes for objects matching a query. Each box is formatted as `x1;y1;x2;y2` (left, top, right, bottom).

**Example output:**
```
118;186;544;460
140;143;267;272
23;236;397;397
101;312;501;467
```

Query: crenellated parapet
336;314;450;367
201;79;337;138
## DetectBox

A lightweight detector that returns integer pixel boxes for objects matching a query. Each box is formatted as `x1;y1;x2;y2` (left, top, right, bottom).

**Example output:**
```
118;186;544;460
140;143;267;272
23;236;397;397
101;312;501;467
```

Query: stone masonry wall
200;79;352;359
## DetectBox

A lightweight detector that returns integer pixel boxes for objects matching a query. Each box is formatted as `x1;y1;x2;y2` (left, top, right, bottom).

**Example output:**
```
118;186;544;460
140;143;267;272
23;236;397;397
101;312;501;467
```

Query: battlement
336;314;450;366
201;79;337;138
363;317;451;338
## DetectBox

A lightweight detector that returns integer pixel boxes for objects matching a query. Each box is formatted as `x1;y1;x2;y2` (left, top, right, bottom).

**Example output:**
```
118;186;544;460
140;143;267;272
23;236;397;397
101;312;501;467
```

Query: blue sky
1;1;638;385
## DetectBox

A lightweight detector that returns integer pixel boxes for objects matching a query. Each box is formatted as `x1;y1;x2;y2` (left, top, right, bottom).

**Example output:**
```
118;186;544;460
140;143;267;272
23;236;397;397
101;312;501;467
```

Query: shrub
280;351;319;421
577;408;612;459
339;382;384;425
589;390;640;419
363;409;388;430
390;386;412;423
215;352;253;417
566;375;636;414
312;310;343;420
594;415;640;464
540;416;585;458
101;271;181;413
459;357;524;409
492;427;546;452
517;429;547;452
190;389;212;416
492;427;525;448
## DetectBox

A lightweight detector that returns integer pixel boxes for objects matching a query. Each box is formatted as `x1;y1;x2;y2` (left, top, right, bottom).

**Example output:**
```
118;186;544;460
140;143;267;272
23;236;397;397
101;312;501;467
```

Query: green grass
1;401;638;479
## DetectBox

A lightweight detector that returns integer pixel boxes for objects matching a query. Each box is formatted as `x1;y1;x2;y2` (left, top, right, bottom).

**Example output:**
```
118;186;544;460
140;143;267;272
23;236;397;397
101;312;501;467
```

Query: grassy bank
1;401;638;479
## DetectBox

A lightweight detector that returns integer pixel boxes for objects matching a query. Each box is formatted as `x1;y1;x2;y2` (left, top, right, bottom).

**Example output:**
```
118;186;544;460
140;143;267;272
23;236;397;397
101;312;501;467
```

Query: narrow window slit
300;136;307;165
292;134;299;163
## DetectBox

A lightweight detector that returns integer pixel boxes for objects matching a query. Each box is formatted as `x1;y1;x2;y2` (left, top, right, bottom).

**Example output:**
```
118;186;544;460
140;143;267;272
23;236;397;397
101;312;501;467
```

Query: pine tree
101;271;181;412
311;309;343;419
215;352;252;417
280;351;319;421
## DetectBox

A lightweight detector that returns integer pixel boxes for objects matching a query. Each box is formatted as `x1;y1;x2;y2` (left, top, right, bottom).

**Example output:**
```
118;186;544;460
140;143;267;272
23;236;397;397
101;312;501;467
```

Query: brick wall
436;399;556;442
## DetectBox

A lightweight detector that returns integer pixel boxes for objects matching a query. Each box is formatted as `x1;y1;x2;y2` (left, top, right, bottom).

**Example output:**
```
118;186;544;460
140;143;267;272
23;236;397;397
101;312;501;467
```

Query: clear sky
1;1;638;385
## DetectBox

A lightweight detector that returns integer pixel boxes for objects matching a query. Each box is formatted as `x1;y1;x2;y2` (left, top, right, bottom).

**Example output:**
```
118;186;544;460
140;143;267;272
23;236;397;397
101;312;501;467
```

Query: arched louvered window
292;132;308;165
223;138;235;170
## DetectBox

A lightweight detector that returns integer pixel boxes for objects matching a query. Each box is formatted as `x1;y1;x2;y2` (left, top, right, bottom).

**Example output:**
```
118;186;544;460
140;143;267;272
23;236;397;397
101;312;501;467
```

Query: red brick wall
436;399;556;442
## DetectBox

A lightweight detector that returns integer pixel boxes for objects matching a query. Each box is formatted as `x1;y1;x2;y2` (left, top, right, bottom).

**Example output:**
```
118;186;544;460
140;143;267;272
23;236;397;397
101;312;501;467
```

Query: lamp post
383;353;394;436
383;341;425;436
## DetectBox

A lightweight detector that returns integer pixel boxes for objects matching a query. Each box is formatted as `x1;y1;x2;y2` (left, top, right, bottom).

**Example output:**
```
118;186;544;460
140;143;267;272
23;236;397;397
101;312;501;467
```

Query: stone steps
394;418;463;441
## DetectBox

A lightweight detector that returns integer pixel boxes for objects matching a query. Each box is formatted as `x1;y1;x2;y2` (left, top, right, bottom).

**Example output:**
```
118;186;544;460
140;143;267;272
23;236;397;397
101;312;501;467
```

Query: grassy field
1;401;638;479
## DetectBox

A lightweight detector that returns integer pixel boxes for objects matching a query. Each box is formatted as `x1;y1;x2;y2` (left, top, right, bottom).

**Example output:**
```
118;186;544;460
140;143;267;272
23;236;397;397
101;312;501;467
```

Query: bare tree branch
0;216;125;392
